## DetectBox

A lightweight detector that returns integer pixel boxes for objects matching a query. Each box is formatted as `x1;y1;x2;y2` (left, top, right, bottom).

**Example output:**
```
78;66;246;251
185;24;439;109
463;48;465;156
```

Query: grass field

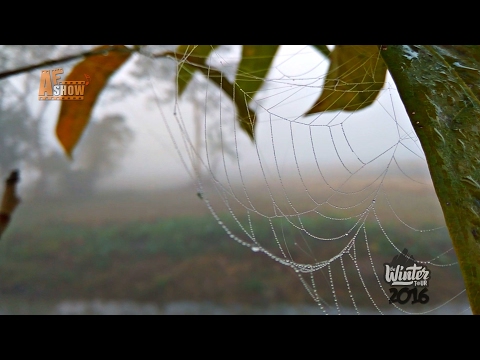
0;164;469;314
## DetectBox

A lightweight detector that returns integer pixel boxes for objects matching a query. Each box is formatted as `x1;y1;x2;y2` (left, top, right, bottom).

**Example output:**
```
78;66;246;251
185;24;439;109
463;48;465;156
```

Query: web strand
152;45;470;314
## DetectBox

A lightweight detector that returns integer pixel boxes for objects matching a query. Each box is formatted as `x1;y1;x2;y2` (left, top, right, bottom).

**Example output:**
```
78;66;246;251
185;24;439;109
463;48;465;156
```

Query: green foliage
53;45;387;153
306;45;388;113
175;45;219;96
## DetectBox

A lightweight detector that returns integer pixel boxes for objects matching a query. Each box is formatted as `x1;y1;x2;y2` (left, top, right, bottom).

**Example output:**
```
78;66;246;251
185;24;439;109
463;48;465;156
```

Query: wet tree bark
381;45;480;314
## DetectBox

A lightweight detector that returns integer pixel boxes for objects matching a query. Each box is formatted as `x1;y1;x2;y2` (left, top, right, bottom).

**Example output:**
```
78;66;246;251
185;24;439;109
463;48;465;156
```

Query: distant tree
0;46;134;198
35;114;133;197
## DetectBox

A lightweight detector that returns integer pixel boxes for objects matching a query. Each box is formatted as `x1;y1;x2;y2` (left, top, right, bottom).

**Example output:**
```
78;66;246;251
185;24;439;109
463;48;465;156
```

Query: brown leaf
56;45;132;158
306;45;388;114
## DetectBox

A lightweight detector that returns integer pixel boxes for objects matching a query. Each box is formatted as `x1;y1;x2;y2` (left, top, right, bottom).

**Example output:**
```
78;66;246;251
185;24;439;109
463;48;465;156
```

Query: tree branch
0;170;21;240
381;45;480;314
0;46;137;81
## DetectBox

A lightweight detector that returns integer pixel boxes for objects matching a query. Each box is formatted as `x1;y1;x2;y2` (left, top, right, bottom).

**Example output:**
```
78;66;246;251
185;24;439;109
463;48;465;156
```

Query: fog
3;44;428;200
2;45;470;315
81;45;424;194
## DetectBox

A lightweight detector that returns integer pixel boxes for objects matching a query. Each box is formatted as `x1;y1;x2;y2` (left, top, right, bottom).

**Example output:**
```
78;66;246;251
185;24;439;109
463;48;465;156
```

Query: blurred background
0;45;471;314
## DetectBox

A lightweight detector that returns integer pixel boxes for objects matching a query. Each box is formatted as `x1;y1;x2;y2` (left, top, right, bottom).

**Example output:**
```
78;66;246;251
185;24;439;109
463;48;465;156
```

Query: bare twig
0;170;21;240
0;46;137;81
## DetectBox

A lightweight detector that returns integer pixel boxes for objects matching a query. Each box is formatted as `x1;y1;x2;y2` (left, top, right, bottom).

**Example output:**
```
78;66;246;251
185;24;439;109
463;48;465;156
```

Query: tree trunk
380;45;480;314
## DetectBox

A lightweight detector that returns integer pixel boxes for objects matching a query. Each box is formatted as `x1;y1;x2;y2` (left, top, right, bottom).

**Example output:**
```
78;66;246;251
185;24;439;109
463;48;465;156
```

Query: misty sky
28;45;427;193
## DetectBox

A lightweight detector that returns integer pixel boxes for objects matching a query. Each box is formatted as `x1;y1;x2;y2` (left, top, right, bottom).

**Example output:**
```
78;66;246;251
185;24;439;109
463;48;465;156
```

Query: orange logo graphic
38;68;90;101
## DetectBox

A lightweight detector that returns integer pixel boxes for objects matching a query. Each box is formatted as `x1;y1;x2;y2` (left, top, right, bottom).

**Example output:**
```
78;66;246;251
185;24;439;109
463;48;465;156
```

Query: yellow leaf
306;45;387;114
56;45;131;158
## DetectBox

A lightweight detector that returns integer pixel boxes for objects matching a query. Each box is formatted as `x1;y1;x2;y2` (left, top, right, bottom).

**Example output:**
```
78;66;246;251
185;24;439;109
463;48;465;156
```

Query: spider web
145;45;470;314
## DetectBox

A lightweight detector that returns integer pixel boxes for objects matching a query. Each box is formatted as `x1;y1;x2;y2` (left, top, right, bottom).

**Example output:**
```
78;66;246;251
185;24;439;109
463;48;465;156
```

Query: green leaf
175;45;219;97
55;45;131;158
163;48;258;141
234;45;280;138
198;66;258;141
235;45;279;101
312;45;331;58
306;45;388;114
